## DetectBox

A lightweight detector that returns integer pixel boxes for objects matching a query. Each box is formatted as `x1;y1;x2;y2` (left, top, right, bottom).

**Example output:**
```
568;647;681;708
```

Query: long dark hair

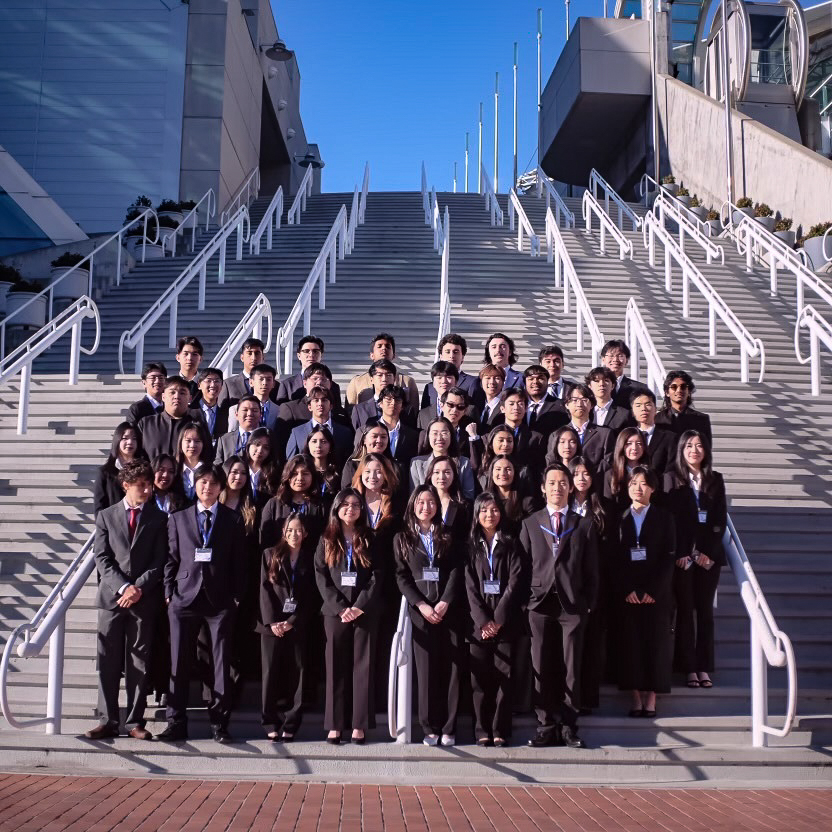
567;456;607;535
480;424;515;472
673;429;715;486
468;491;513;560
151;453;184;511
350;451;399;527
483;332;518;366
549;425;581;465
276;454;320;505
176;420;213;468
266;511;308;584
610;427;649;496
483;454;522;523
424;454;462;502
661;370;696;412
322;488;373;569
423;416;460;457
106;422;145;469
397;484;451;562
243;426;277;496
304;424;341;494
351;422;390;462
220;454;257;533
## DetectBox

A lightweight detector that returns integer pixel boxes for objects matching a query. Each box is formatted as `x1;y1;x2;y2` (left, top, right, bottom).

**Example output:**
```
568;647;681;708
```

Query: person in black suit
126;362;167;425
159;465;247;743
498;388;545;482
304;425;343;502
422;333;480;406
614;465;676;718
600;339;650;409
410;417;477;500
84;460;168;740
187;367;228;448
259;511;316;741
365;385;420;471
217;337;264;408
346;332;420;412
137;376;193;462
471;424;515;480
655;370;713;448
315;488;382;744
174;336;204;402
520;463;599;749
276;351;345;416
481;455;536;535
394;484;463;746
664;430;727;689
351;364;416;428
586;367;633;435
546;425;582;469
425;455;470;548
474;364;506;428
465;492;526;746
538;345;576;402
277;364;347;435
214;395;263;466
286;386;354;461
94;422;147;516
484;332;523;390
631;389;678;475
547;383;614;473
523;364;568;439
603;428;651;511
417;387;475;457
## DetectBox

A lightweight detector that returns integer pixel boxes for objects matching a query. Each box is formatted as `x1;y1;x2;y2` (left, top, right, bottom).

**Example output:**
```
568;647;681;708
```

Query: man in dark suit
175;336;204;403
351;360;416;427
138;376;193;461
214;395;263;465
586;367;633;435
417;387;475;457
275;342;344;413
601;339;650;409
419;361;460;420
520;463;599;749
473;364;506;433
364;385;420;470
549;383;615;472
187;367;228;448
159;465;246;743
421;333;480;407
286;386;354;460
126;362;167;425
631;389;678;474
217;337;264;408
85;460;168;741
498;388;545;477
655;370;713;447
538;345;576;402
523;364;569;439
228;363;280;432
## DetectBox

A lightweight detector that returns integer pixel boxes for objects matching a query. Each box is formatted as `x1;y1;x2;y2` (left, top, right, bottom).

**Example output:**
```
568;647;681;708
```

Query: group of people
88;329;727;748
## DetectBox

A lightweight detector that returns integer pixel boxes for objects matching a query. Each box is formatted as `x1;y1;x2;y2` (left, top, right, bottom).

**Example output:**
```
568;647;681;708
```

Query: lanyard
369;503;382;529
156;494;170;514
345;541;353;571
418;530;435;567
203;404;216;434
283;556;298;594
250;468;259;499
196;506;216;546
485;535;498;580
632;507;648;545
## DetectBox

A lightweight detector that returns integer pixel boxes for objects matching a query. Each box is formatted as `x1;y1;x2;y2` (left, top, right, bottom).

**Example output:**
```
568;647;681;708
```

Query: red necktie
128;507;140;541
552;511;562;537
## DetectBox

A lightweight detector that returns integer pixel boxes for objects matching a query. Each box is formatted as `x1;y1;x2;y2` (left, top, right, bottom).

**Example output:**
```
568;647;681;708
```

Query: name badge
630;546;647;562
282;599;297;614
341;571;357;587
422;568;440;582
698;510;708;524
483;580;501;595
195;547;212;563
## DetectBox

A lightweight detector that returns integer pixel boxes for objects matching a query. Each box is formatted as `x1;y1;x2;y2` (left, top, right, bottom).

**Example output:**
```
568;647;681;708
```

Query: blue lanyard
197;506;215;546
369;503;382;529
345;541;353;571
418;530;435;567
485;535;498;580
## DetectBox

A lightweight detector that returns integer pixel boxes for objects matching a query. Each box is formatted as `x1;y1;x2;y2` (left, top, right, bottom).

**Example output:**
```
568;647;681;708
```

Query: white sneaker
422;734;439;746
440;734;455;747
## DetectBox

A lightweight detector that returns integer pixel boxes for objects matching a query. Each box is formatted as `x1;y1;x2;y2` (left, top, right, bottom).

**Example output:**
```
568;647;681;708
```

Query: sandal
686;674;700;688
698;674;713;688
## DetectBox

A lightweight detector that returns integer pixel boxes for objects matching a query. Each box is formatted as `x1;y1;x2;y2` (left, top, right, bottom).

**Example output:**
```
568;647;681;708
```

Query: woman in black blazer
482;455;536;535
472;424;515;479
614;465;676;717
664;430;727;688
243;427;278;501
304;425;342;506
175;420;213;503
603;427;651;510
314;488;381;744
259;512;316;741
465;492;525;746
426;454;470;548
394;484;463;746
93;422;147;515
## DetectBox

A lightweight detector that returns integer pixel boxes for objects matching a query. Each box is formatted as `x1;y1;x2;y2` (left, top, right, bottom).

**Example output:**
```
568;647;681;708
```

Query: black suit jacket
314;537;381;617
94;500;168;610
421;370;480;408
655;406;713;447
520;508;599;616
260;497;328;551
663;471;727;566
165;503;247;609
505;422;545;477
642;425;678;475
137;412;190;462
613;376;651;409
394;531;461;618
276;373;344;413
258;546;317;632
362;418;420;470
546;423;614;472
527;395;569;438
127;397;162;425
592;404;633;435
94;464;125;517
187;402;229;446
614;504;676;603
217;373;251;408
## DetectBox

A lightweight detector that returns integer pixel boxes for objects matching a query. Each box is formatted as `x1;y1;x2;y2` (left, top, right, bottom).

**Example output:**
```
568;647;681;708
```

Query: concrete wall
658;74;832;232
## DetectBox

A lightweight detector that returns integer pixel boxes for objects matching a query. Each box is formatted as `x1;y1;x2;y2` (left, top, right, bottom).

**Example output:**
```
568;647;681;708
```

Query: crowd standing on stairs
87;329;727;748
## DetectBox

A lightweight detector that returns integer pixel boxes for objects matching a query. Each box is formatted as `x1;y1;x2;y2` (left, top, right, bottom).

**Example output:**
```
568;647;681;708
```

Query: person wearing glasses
127;362;167;425
418;387;475;458
275;335;344;414
599;339;649;409
188;368;228;448
547;384;614;473
655;371;712;447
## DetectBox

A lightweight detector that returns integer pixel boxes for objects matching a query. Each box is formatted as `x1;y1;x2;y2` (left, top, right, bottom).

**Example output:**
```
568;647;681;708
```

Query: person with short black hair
538;346;575;401
85;460;168;741
94;422;147;516
346;333;420;411
498;387;545;478
600;339;650;409
630;389;678;475
586;366;633;434
275;336;344;411
138;376;193;462
422;333;480;406
229;363;279;432
159;465;247;744
175;336;204;401
127;363;167;424
484;332;522;390
421;361;460;419
523;364;568;437
365;384;420;472
188;368;228;447
214;395;263;465
419;387;474;458
547;383;614;473
655;371;712;447
286;385;354;460
218;338;265;408
350;360;410;429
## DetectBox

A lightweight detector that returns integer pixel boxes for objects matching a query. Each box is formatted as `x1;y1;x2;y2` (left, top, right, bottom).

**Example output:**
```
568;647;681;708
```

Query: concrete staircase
0;189;830;785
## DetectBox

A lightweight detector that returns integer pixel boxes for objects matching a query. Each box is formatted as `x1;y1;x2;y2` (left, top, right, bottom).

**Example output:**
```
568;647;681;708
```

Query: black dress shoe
212;725;233;744
351;735;366;745
326;734;341;745
527;730;560;748
84;723;119;740
157;724;188;742
561;725;585;749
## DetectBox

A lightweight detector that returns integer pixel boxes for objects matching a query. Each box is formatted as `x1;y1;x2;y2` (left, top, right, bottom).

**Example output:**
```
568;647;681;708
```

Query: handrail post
16;363;31;435
236;217;244;260
69;320;81;385
45;620;65;735
751;622;768;747
116;234;123;286
198;262;206;311
169;299;178;348
133;337;144;376
810;329;820;395
218;242;226;285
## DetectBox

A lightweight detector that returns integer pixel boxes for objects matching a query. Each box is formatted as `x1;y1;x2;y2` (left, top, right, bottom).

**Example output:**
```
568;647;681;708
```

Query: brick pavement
0;774;831;831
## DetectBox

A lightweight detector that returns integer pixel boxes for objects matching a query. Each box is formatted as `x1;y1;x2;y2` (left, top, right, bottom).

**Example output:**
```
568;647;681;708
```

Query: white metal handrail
795;304;832;396
535;167;576;229
287;164;314;226
643;212;766;383
163;189;216;256
249;187;283;255
639;174;718;242
388;597;412;743
546;206;605;365
582;190;633;260
421;161;431;224
589;168;642;231
652;191;725;266
824;227;832;262
211;294;273;379
0;533;96;734
508;188;541;255
0;208;155;362
723;516;797;747
220;166;259;225
275;204;349;374
436;206;451;355
0;296;101;435
119;206;250;375
481;164;504;226
623;297;667;398
346;163;370;254
359;161;370;225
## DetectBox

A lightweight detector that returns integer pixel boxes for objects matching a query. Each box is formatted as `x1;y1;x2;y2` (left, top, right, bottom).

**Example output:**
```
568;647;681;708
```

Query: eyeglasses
299;348;322;356
444;402;465;410
145;374;165;382
201;379;222;388
668;383;689;391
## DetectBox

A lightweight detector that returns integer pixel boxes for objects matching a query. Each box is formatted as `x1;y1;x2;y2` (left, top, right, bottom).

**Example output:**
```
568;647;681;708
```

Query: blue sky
274;1;601;193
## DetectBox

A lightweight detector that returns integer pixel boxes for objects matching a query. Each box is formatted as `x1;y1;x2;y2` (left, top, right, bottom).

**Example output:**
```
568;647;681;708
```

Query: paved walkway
0;774;831;831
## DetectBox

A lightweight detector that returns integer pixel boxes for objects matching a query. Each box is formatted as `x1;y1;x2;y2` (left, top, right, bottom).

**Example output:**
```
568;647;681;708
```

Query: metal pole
478;103;483;194
604;0;608;16
721;0;736;205
45;621;65;735
565;0;571;40
513;42;518;189
494;72;499;193
650;0;660;183
537;9;543;168
453;162;458;193
465;132;469;193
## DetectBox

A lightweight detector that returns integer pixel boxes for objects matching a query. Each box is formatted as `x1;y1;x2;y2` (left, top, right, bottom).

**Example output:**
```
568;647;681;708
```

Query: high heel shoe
326;733;341;745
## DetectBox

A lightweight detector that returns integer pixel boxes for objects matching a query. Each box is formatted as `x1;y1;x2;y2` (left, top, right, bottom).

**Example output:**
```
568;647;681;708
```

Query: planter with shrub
733;196;754;225
754;203;776;232
800;221;832;270
156;214;180;251
690;195;708;220
676;184;691;207
774;217;795;248
157;198;184;226
705;209;721;237
49;252;90;300
6;279;47;328
661;174;679;196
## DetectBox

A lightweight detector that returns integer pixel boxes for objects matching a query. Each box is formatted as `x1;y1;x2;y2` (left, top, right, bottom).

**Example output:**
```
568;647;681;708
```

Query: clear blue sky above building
274;0;605;194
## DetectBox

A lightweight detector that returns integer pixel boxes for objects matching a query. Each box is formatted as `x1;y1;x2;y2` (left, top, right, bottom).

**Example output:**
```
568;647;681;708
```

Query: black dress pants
674;563;721;673
260;629;306;734
410;612;461;737
323;614;375;732
469;637;514;740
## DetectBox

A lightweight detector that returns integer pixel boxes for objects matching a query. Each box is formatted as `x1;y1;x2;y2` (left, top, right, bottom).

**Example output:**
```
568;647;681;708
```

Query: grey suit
217;373;251;408
93;500;168;729
410;453;476;500
228;400;280;433
286;419;354;461
214;428;267;466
